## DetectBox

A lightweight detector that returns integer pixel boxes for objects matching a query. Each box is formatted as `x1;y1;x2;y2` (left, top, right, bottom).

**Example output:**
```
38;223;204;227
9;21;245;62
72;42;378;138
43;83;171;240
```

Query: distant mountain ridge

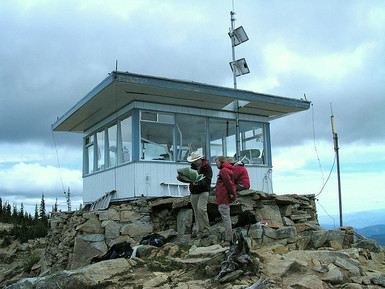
356;225;385;246
356;224;385;236
318;208;385;229
318;209;385;246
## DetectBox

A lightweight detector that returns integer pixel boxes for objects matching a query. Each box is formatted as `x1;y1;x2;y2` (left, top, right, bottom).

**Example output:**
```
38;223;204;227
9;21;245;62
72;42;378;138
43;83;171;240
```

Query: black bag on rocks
140;233;166;247
232;210;257;234
91;241;133;263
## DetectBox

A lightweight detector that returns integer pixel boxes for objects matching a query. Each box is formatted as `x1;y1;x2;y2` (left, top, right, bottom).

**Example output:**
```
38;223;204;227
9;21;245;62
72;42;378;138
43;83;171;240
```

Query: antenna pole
230;10;241;159
66;186;72;212
330;104;342;227
230;11;237;89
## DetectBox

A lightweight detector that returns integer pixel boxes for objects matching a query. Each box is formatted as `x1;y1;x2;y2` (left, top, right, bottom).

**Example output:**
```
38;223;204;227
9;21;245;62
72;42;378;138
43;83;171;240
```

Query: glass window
107;124;117;168
176;115;207;162
96;130;105;171
85;135;94;174
141;111;174;123
141;111;157;122
209;118;236;163
140;122;174;161
239;121;265;165
120;116;132;163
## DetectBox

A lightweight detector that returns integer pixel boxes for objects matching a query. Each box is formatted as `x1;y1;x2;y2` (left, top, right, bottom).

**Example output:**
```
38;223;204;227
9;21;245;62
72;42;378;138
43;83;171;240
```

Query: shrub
1;235;12;248
23;255;41;273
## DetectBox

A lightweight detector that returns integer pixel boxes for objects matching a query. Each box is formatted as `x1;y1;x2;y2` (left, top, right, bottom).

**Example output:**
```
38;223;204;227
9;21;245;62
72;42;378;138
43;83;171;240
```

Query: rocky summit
1;191;385;289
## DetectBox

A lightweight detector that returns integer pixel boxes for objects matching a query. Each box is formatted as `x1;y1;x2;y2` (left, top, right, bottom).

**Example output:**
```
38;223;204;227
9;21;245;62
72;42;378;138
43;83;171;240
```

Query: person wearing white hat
178;151;212;238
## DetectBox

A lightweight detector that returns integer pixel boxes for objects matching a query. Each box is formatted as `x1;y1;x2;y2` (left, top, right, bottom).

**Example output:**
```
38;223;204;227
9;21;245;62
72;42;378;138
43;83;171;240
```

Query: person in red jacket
227;158;250;191
215;156;236;246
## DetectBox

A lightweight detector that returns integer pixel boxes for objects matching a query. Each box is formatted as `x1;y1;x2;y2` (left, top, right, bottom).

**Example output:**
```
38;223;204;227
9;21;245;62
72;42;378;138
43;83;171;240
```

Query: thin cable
315;155;336;197
310;102;336;225
311;103;324;184
51;129;66;194
262;169;273;194
316;199;336;229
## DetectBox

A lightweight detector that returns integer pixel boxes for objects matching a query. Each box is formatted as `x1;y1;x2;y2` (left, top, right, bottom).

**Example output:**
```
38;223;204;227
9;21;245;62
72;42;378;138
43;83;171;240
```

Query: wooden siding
83;162;273;204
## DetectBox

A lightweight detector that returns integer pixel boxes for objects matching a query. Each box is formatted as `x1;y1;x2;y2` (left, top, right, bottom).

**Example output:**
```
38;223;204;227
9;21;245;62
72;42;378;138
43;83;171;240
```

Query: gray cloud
0;1;384;212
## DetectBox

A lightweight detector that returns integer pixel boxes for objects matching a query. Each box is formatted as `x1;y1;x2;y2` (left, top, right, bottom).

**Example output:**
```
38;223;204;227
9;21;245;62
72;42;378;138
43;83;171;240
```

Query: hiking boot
191;231;198;239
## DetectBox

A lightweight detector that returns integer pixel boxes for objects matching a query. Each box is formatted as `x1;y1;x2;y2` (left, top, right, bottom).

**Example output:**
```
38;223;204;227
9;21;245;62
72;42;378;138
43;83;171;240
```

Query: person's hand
230;194;236;202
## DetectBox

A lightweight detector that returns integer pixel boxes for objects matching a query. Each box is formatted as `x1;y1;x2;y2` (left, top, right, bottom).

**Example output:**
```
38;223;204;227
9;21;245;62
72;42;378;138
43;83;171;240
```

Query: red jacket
232;163;250;189
215;162;236;205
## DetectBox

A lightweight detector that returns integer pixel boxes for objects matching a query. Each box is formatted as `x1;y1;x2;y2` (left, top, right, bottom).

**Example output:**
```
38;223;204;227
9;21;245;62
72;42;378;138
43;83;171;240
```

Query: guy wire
311;102;337;223
316;155;336;198
311;103;324;183
316;198;336;229
51;129;66;195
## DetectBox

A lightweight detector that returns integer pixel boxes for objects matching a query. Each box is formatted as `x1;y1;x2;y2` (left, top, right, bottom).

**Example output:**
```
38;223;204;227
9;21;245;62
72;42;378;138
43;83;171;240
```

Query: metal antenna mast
228;5;250;159
330;103;342;227
230;11;238;89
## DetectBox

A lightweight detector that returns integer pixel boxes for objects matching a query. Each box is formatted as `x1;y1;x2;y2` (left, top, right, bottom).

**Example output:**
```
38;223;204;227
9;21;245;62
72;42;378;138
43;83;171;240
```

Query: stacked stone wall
40;191;320;275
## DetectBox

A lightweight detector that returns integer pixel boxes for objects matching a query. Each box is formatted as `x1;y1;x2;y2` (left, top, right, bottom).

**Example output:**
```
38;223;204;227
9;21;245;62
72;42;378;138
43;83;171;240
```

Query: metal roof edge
112;71;311;109
52;73;115;131
52;71;311;131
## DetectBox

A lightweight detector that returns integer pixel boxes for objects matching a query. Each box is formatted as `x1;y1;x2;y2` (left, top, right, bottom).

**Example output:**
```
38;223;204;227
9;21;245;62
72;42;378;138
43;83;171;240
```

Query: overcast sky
1;1;384;220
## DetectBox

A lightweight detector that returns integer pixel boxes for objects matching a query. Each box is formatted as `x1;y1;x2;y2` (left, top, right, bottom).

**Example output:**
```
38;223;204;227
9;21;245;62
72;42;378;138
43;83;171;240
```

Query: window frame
139;110;176;162
83;109;271;176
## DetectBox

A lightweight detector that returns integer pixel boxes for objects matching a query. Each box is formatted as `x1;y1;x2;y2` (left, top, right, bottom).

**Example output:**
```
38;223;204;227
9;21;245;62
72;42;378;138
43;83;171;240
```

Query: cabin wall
83;162;273;204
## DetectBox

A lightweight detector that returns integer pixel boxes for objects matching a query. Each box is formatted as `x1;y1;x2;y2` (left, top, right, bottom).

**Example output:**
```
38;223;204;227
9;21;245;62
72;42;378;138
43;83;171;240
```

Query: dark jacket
215;162;236;205
189;159;212;194
231;162;250;189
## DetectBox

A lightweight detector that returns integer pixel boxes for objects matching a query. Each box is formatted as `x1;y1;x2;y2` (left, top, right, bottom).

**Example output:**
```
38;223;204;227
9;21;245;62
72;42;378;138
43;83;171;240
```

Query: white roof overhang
52;71;310;132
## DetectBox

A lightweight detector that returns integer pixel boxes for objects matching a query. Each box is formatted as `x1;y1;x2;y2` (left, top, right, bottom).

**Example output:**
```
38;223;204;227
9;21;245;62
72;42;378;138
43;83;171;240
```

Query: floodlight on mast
228;26;249;46
230;58;250;77
229;11;250;89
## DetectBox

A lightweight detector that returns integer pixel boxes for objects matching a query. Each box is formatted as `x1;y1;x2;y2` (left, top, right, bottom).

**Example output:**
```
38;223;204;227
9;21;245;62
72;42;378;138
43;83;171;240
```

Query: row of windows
84;110;268;175
85;115;132;174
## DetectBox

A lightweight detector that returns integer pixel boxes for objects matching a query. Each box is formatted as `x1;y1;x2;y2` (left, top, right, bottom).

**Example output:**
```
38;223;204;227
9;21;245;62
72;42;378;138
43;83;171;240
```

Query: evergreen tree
26;212;33;223
53;198;58;213
34;204;39;220
0;197;3;218
20;202;24;218
39;193;46;220
5;203;11;222
16;203;24;224
0;199;49;243
12;204;18;221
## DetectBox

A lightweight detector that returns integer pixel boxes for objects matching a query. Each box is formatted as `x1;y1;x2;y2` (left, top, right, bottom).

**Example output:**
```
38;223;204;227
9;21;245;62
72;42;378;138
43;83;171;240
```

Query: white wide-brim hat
187;151;204;162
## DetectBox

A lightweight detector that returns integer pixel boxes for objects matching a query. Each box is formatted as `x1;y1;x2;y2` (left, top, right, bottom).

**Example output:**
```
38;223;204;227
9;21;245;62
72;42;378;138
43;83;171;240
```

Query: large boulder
177;208;193;234
6;258;133;289
69;237;107;270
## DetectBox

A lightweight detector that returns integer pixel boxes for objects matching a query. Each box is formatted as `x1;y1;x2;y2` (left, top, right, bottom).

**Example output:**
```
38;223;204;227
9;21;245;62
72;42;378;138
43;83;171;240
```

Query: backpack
140;233;166;247
91;241;133;263
232;210;257;234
